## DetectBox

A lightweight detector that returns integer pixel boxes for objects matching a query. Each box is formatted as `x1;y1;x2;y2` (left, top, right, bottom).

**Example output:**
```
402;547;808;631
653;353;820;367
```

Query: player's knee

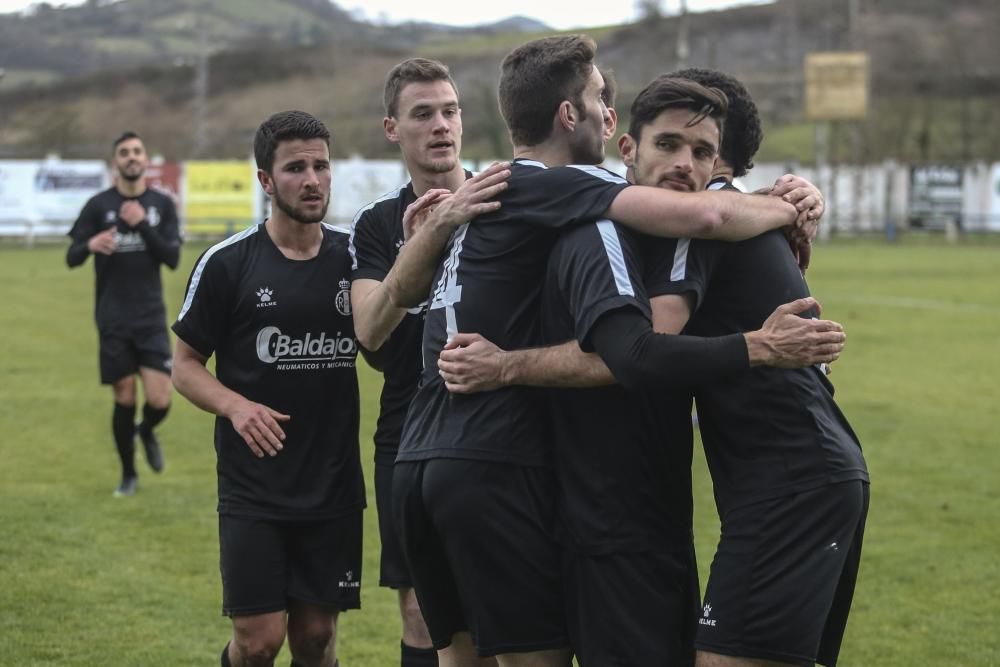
287;623;335;663
232;622;285;665
232;637;283;666
112;377;136;404
147;394;171;410
695;651;762;667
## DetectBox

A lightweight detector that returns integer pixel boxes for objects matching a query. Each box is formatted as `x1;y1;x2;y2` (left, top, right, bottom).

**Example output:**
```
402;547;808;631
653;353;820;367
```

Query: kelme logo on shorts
255;326;356;368
339;570;360;589
699;603;718;627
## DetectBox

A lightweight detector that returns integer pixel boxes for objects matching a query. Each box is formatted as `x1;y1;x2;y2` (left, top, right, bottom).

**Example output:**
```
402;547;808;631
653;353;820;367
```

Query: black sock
401;641;438;667
138;403;169;435
112;403;136;479
221;641;232;667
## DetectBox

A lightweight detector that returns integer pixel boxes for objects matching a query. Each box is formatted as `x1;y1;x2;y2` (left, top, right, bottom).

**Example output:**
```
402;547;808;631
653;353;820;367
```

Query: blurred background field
1;236;998;665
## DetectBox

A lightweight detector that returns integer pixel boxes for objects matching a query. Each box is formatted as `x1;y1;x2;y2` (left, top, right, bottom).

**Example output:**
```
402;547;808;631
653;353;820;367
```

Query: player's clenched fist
119;200;147;228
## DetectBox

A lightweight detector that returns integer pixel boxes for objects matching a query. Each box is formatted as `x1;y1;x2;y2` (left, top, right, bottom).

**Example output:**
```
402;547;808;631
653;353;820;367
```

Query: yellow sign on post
184;161;255;233
804;52;870;121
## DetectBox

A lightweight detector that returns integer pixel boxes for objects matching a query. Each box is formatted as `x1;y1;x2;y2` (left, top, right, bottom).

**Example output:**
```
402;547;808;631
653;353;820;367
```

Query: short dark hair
672;68;762;177
499;35;597;147
599;66;617;108
627;76;729;148
253;110;331;173
112;131;142;152
383;58;458;118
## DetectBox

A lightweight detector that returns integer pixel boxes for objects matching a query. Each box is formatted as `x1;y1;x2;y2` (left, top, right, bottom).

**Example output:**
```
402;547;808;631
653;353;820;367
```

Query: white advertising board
0;160;110;234
990;164;1000;231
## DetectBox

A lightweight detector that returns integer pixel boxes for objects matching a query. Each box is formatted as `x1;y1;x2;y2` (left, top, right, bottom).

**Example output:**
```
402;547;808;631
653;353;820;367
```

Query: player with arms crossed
66;131;181;496
389;35;834;667
172;111;363;667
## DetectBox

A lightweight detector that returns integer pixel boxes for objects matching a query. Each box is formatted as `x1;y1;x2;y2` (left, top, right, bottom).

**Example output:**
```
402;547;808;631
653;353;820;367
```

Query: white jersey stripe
348;184;407;270
670;238;691;282
596;220;635;297
322;222;350;235
568;164;628;184
177;224;259;321
517;159;548;169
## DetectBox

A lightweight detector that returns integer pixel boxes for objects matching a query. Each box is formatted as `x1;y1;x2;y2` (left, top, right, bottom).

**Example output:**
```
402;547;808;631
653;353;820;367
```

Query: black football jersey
67;187;181;330
173;223;364;520
397;159;630;467
645;181;869;515
348;173;472;464
542;222;695;553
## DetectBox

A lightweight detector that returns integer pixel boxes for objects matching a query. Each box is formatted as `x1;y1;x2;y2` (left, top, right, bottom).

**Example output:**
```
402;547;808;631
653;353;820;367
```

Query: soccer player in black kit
436;77;839;666
172;111;363;667
388;36;835;667
640;69;870;667
66;131;181;497
349;58;469;667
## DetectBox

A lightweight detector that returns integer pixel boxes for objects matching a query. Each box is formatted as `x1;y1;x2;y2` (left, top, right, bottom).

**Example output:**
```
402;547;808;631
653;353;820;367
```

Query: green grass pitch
1;236;998;665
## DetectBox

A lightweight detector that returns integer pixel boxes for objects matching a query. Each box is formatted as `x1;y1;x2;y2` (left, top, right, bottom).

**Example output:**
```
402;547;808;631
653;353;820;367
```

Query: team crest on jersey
147;206;160;227
104;211;117;224
335;279;352;316
256;287;278;308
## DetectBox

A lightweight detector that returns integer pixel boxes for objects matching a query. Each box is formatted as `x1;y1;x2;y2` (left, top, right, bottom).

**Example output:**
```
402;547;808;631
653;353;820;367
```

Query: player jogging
66;131;180;496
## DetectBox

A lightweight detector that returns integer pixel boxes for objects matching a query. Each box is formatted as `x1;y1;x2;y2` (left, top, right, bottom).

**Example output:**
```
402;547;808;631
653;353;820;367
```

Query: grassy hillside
2;0;999;163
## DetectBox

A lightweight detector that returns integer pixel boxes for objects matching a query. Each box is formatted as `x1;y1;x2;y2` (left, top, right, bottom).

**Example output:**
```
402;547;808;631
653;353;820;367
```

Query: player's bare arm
352;175;455;351
352;278;410;352
440;295;844;395
385;161;511;308
438;334;614;394
650;293;696;335
605;185;800;242
172;338;289;459
352;183;452;350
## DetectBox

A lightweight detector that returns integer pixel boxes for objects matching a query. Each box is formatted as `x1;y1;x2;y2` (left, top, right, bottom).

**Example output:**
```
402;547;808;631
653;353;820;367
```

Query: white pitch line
818;293;1000;315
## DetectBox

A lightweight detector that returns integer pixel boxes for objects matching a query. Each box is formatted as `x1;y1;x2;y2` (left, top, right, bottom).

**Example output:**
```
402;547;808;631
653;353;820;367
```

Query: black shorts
218;512;363;617
393;458;568;657
564;545;700;667
374;455;412;588
696;480;870;667
98;322;172;385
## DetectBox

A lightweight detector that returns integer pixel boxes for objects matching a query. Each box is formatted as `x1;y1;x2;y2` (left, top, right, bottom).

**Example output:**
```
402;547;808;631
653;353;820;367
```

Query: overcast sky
0;0;774;31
